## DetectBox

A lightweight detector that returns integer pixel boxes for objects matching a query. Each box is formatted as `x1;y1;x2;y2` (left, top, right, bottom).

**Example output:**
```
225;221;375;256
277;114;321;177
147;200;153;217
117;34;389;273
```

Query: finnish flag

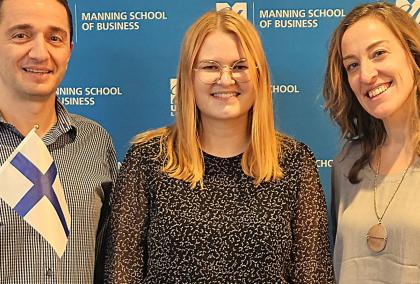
0;128;71;257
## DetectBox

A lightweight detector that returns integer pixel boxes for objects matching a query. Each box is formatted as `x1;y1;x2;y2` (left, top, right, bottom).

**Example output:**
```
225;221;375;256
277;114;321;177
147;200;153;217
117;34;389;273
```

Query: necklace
366;147;412;253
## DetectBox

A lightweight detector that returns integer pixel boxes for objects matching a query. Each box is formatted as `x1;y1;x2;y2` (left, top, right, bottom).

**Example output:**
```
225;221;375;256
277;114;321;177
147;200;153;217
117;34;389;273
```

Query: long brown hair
323;2;420;183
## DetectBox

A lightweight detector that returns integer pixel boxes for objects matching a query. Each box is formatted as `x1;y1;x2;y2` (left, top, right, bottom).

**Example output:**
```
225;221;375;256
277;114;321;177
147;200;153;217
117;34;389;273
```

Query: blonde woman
104;9;333;283
324;2;420;283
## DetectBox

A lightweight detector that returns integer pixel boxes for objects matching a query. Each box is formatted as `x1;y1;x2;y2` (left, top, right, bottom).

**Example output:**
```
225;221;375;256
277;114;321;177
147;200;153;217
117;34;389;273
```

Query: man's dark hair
57;0;73;43
0;0;73;43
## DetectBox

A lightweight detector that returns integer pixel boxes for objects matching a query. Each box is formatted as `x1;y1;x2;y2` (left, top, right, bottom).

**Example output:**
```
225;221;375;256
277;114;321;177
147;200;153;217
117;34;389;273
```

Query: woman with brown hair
324;2;420;283
104;8;333;283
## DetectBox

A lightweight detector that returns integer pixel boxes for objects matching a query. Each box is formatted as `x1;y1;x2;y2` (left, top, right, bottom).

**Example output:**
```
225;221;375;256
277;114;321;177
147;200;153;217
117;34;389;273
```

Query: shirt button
46;268;53;277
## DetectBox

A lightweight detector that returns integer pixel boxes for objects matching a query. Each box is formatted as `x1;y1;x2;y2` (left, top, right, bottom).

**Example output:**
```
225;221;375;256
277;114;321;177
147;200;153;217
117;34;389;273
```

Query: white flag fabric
0;128;71;257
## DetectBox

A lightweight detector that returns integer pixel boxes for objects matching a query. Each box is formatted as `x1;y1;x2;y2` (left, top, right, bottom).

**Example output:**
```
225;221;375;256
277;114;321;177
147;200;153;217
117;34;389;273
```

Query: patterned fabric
104;135;334;283
0;100;118;283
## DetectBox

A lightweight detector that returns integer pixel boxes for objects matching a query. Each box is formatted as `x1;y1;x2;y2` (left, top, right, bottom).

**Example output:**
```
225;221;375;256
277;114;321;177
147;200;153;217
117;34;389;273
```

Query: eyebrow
6;24;68;37
6;24;32;33
197;58;247;64
342;40;389;61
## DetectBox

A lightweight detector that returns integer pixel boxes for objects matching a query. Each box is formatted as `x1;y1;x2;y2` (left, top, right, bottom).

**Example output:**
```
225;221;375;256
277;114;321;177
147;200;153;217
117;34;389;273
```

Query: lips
212;92;238;98
367;82;391;98
210;90;240;100
22;67;52;74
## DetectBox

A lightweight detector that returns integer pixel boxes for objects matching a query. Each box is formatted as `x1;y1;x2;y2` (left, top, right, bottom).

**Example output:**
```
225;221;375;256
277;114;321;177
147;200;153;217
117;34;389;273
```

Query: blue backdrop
61;0;420;207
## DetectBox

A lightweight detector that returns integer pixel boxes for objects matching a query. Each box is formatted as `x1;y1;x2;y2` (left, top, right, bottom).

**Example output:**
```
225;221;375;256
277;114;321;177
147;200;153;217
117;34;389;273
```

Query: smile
211;92;239;98
23;68;51;74
367;82;391;98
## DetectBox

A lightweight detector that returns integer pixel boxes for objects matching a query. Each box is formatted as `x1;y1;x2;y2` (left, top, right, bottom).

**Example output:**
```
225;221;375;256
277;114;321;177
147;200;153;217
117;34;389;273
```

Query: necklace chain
373;146;411;223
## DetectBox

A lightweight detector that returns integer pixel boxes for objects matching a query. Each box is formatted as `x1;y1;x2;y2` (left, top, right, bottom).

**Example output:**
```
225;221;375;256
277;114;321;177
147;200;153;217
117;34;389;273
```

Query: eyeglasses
194;58;251;84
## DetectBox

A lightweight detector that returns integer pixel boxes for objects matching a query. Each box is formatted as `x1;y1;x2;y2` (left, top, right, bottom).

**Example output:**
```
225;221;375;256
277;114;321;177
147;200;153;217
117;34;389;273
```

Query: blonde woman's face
341;16;415;123
193;30;255;126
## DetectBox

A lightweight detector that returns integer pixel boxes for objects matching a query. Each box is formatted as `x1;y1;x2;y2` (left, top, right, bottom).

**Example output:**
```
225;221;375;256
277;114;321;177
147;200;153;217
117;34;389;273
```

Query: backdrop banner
62;0;419;208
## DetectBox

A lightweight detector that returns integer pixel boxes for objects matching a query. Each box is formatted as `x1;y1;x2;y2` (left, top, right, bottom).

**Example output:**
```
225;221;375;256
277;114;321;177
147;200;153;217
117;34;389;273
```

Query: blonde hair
323;2;420;183
134;9;282;188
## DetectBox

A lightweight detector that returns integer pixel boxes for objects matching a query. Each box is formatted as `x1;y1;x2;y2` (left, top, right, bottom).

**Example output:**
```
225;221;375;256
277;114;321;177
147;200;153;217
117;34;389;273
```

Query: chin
23;89;56;100
367;110;391;120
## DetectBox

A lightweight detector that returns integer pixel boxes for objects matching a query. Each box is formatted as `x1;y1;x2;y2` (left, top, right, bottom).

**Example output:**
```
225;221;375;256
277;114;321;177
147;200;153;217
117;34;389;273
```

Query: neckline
366;157;420;181
202;151;243;160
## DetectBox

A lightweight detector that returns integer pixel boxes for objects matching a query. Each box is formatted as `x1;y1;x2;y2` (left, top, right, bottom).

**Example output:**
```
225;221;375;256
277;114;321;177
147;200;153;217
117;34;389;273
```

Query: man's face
0;0;72;102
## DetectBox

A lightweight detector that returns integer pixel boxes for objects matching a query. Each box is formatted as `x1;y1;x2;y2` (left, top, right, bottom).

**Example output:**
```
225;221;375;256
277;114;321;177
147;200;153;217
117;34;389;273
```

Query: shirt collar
43;99;77;145
55;99;76;133
0;98;77;144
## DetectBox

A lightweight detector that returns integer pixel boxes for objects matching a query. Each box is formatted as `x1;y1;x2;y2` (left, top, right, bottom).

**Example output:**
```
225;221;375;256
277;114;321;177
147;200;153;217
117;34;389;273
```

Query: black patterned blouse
103;135;334;283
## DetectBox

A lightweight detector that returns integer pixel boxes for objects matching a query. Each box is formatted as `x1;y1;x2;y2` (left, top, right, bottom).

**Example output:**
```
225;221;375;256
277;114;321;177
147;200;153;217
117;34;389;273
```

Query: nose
359;60;378;84
28;35;49;62
217;66;235;85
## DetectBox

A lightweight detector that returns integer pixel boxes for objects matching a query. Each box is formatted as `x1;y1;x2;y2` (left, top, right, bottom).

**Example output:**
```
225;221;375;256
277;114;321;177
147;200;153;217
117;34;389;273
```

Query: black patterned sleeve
104;144;148;283
289;143;335;283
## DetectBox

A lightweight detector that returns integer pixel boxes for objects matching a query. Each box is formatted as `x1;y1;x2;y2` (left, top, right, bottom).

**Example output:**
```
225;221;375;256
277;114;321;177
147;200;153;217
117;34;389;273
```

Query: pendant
366;223;387;253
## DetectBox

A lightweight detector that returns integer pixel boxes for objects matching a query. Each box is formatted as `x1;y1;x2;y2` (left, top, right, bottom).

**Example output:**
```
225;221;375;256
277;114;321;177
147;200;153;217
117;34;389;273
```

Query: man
0;0;118;282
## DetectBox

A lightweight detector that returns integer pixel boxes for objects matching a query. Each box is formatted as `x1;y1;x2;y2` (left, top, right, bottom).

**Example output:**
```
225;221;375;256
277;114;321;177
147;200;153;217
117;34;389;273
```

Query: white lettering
316;160;333;168
59;97;95;106
56;87;83;96
85;87;123;96
129;11;168;20
271;85;300;94
96;22;140;31
308;9;345;18
260;9;306;18
81;12;128;21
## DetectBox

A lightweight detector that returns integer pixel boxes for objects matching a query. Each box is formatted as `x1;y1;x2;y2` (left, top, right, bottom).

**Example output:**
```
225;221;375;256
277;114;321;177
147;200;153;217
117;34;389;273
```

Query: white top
332;142;420;284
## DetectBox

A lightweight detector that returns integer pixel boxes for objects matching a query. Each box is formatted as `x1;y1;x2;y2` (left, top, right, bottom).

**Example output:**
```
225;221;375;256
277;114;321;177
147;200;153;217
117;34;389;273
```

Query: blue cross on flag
0;128;71;257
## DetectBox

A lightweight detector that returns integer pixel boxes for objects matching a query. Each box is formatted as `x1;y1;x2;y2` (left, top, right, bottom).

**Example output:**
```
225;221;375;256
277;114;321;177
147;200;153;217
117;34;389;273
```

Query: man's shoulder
68;113;110;136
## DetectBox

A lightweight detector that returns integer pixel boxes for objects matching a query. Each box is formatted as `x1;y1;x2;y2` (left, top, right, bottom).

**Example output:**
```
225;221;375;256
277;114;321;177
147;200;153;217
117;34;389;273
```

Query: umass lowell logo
396;0;420;22
216;2;247;19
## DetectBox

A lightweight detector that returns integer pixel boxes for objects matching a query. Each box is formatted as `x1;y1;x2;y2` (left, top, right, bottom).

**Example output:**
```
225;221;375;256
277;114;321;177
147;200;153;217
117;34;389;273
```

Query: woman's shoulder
125;127;169;161
334;140;362;165
277;133;315;159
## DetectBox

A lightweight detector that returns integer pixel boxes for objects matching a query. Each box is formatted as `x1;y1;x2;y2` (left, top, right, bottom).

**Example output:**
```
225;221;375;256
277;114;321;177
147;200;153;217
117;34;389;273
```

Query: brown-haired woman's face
341;16;414;123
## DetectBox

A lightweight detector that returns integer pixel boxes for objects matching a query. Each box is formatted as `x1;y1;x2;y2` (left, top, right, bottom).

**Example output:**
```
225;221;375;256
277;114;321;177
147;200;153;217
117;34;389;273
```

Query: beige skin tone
0;0;73;137
193;30;255;157
341;16;416;174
